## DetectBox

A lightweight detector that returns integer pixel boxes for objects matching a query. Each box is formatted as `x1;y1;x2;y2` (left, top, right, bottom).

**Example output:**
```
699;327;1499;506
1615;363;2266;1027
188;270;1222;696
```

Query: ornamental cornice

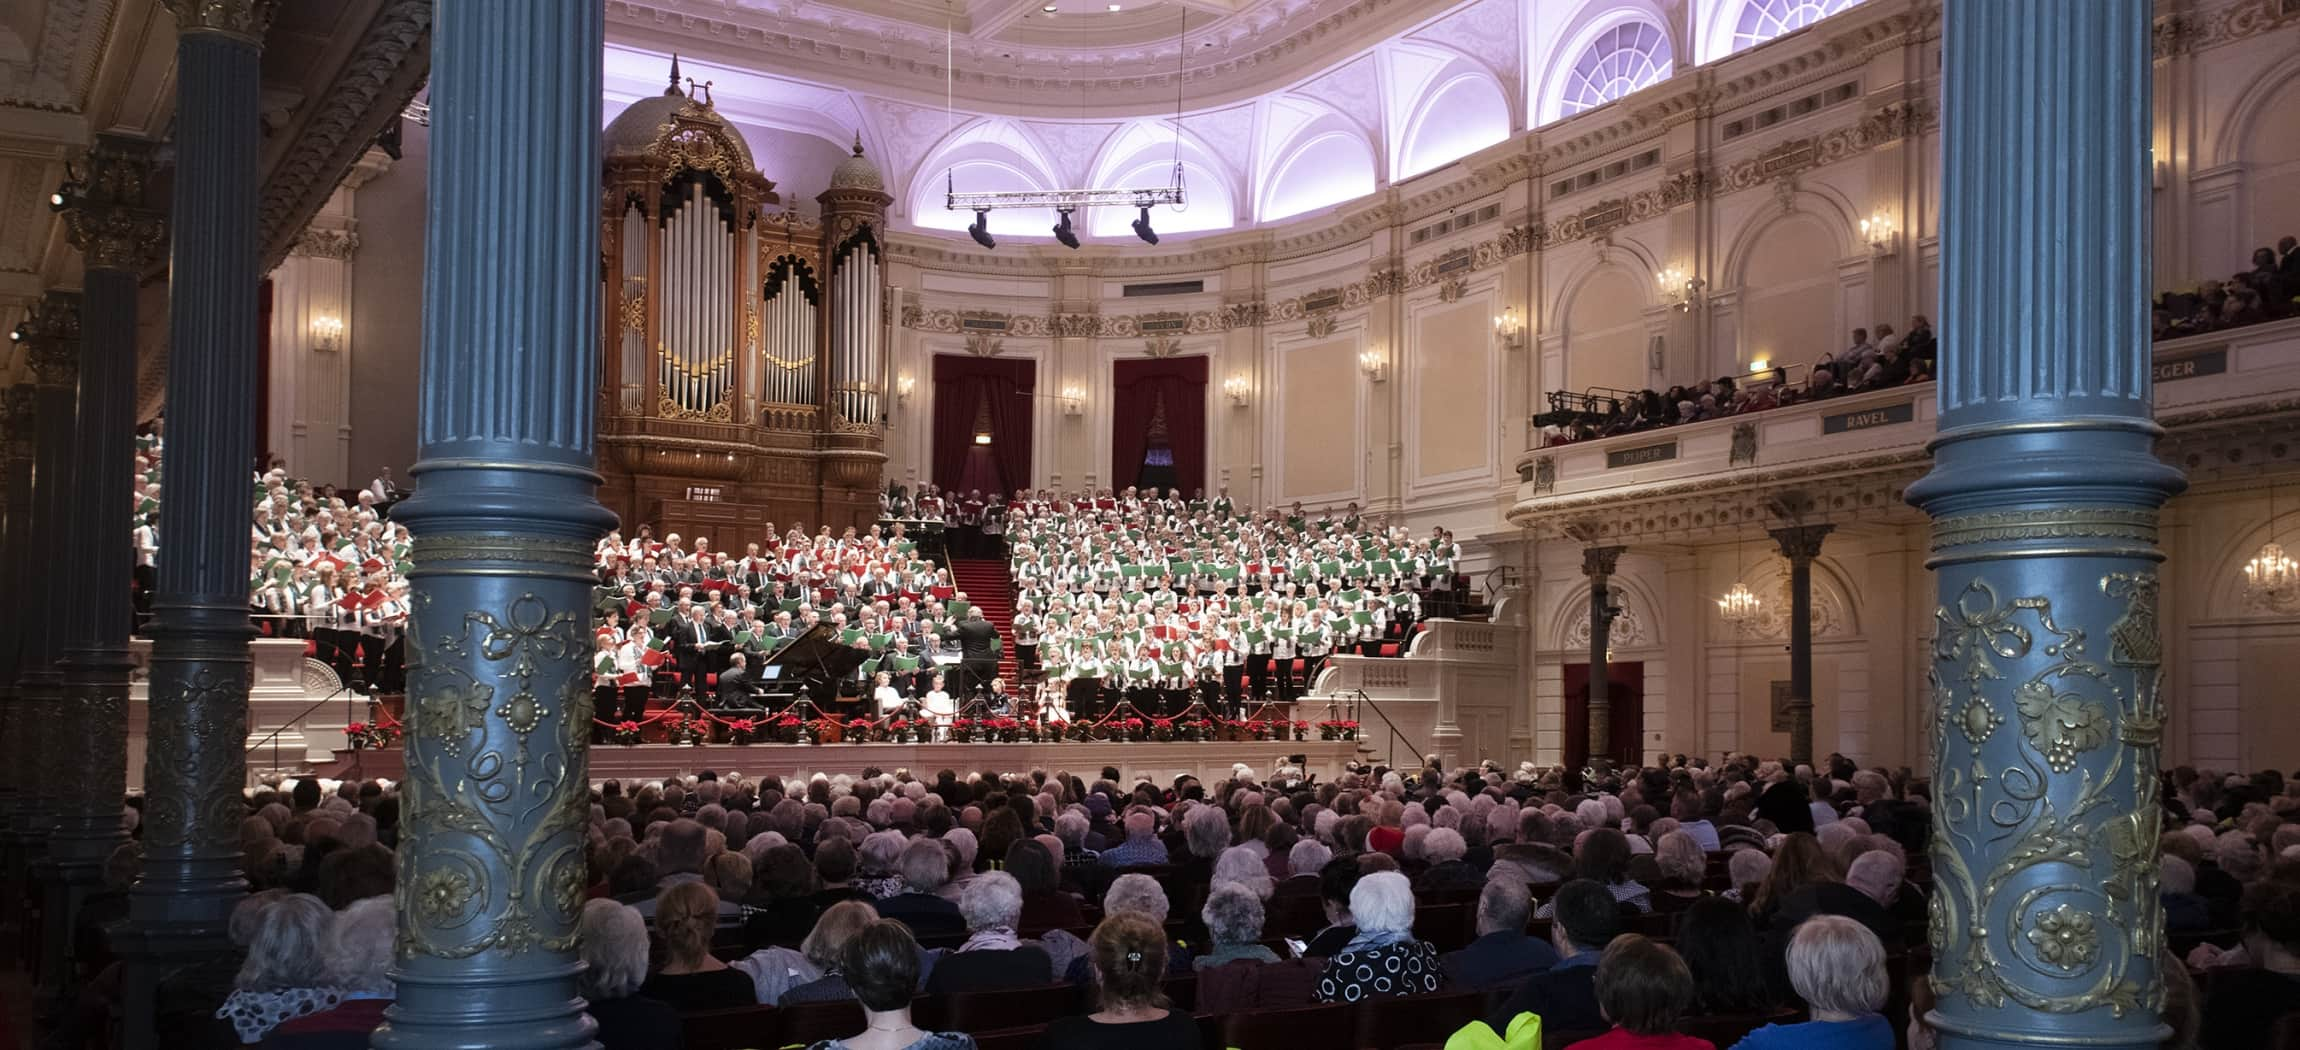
20;291;83;387
162;0;278;42
2155;0;2299;58
255;0;430;274
290;227;360;261
58;136;167;273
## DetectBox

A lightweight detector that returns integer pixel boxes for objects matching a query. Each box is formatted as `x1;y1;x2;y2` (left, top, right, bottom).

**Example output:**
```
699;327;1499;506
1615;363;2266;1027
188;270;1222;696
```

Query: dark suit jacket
1487;953;1602;1034
1442;930;1559;992
873;891;966;939
955;619;1000;662
715;667;756;708
924;946;1054;994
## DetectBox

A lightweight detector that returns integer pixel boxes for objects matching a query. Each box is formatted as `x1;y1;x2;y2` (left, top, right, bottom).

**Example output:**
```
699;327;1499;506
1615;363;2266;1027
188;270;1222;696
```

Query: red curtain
931;354;1034;494
1110;355;1207;494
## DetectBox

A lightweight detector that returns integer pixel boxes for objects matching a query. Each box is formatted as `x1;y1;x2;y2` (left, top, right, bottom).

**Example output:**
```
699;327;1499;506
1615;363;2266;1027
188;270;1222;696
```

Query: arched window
1731;0;1861;54
1559;22;1674;118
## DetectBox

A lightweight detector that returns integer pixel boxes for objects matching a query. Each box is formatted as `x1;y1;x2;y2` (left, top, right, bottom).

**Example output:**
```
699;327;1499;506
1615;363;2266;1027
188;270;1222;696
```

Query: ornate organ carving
595;63;891;536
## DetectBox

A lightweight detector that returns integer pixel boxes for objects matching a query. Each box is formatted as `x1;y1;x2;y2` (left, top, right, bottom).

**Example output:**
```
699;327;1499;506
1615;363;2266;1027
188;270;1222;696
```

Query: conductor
951;606;1001;701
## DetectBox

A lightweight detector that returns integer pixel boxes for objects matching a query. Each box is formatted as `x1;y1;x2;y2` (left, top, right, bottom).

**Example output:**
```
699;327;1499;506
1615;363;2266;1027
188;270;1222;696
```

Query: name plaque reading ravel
2152;347;2228;383
1606;441;1678;469
1822;400;1916;434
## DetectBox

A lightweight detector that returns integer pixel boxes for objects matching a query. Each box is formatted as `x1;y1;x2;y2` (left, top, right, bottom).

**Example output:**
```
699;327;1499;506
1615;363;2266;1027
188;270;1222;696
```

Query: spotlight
1052;208;1080;249
1131;205;1157;245
967;209;996;250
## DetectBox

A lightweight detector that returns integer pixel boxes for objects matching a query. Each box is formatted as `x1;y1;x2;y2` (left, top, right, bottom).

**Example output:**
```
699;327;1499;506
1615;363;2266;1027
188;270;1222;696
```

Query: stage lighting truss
944;176;1187;214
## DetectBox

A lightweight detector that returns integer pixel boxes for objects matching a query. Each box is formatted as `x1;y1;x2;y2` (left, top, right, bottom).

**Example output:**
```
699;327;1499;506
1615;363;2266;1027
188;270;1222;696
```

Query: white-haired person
871;836;966;939
1311;870;1443;1003
1063;873;1194;981
925;872;1053;993
1648;830;1709;912
1279;840;1331;898
577;899;680;1050
255;896;395;1050
218;893;338;1045
1728;915;1893;1050
1440;877;1556;992
1412;827;1484;895
1196;884;1281;970
1211;844;1275;901
854;830;909;899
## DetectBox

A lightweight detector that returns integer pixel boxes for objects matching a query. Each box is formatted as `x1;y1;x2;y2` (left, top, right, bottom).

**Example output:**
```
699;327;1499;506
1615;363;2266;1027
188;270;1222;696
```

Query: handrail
246;681;361;757
1340;688;1426;770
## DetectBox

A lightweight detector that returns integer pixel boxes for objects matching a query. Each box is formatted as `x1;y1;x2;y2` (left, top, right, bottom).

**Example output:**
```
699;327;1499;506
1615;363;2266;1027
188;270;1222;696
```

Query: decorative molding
256;0;432;273
2155;0;2300;58
289;227;360;261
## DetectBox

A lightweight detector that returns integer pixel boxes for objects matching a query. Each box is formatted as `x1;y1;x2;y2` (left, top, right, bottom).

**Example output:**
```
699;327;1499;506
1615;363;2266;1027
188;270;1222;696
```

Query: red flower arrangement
1318;720;1361;740
611;720;644;746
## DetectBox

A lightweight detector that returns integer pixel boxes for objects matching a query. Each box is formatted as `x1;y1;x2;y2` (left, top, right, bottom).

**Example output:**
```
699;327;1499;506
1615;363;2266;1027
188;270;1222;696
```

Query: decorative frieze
290;227;360;260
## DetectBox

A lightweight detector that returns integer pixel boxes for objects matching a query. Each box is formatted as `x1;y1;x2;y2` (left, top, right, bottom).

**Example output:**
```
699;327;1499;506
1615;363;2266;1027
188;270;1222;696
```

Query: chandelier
1717;581;1762;624
2251;486;2300;604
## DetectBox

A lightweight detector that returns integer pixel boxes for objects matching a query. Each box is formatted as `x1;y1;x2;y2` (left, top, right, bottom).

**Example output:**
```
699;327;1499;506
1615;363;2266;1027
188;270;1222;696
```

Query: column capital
1580;545;1625;578
162;0;277;43
1767;523;1834;565
57;135;169;273
16;291;82;389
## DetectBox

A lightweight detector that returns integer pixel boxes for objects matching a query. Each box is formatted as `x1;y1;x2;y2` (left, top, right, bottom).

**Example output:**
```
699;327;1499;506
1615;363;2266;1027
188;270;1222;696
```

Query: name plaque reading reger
1606;441;1678;469
2152;346;2228;383
1822;400;1915;434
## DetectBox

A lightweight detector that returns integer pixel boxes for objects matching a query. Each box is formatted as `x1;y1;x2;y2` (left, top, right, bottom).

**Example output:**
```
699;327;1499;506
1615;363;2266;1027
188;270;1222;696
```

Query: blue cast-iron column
53;133;166;979
0;382;33;850
370;1;616;1046
1907;2;2184;1049
118;5;269;1048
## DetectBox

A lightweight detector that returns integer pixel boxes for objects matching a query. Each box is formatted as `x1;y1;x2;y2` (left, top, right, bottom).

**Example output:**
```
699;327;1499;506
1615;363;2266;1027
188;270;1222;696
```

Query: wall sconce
1359;348;1389;383
895;374;915;403
1657;269;1704;313
310;314;345;352
1859;211;1897;257
1061;385;1085;417
1223;373;1251;407
1493;307;1527;352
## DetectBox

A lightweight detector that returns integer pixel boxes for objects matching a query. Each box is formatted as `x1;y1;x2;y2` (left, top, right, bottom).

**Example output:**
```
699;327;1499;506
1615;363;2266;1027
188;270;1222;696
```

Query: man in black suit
670;607;714;694
715;652;759;709
950;606;1000;701
1486;880;1617;1035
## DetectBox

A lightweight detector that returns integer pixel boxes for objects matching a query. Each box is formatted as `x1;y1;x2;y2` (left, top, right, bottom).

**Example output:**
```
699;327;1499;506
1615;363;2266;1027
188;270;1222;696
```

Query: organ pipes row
659;180;737;417
760;254;819;407
831;231;883;428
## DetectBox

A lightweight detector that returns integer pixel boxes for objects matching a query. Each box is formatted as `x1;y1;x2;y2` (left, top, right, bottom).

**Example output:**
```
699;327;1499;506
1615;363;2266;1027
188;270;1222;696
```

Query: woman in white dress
871;671;905;717
921;673;956;736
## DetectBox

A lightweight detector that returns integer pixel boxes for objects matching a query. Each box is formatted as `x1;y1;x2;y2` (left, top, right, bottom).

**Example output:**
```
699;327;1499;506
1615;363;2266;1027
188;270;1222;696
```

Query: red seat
1378;642;1400;657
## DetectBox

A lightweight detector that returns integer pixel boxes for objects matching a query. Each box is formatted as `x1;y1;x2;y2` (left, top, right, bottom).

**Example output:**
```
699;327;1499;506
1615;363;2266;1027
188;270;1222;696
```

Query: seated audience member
1303;855;1364;957
2201;879;2300;1049
1443;878;1558;992
1312;871;1443;1003
803;920;975;1050
1279;840;1330;897
1066;873;1193;979
1673;897;1776;1016
1098;809;1170;870
873;837;967;939
780;901;899;1004
219;893;340;1045
1649;831;1708;912
1008;839;1086;933
926;872;1052;993
1414;827;1484;894
855;831;909;900
811;838;869;908
746;843;828;945
1489;879;1623;1033
1213;843;1277;901
1566;934;1715;1050
577;900;682;1050
257;897;396;1050
1196;884;1282;969
640;882;759;1011
1723;849;1771;904
1729;916;1893;1050
1538;829;1651;916
1040;914;1204;1050
2159;855;2211;934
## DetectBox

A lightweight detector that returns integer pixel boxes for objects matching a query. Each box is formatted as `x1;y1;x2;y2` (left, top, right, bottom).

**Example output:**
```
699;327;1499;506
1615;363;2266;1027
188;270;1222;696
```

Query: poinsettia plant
612;720;644;746
726;718;759;745
345;721;401;750
1318;719;1361;740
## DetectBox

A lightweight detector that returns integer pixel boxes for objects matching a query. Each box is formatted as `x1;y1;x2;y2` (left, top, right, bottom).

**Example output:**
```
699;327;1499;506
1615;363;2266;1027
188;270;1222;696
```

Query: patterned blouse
1313;940;1445;1003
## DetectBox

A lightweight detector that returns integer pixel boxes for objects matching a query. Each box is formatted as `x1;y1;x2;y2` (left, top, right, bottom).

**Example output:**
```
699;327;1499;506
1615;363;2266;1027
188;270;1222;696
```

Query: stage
326;737;1368;787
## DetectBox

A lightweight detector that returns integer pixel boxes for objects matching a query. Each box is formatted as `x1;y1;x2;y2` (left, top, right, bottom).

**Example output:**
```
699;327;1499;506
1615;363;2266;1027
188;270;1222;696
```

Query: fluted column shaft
0;383;34;845
119;11;267;1050
53;133;164;972
372;2;616;1046
1581;545;1623;766
1768;524;1831;769
17;292;82;871
1906;3;2183;1048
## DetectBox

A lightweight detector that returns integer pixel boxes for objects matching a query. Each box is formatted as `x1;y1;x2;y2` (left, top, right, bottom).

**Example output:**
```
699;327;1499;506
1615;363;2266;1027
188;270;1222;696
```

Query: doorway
1562;661;1645;770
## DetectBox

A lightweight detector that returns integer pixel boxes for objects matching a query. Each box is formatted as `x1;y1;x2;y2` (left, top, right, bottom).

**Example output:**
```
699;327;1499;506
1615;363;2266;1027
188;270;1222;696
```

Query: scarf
218;987;345;1044
959;926;1022;952
1341;925;1417;955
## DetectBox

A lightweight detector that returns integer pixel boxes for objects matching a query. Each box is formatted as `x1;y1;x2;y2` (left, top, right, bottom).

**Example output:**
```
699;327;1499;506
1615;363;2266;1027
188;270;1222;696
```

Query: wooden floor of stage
327;738;1369;786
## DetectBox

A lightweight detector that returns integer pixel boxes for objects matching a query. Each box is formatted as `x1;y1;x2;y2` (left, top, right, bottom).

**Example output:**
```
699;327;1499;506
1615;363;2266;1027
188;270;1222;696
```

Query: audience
1442;878;1556;992
925;872;1052;993
806;920;975;1050
641;882;759;1011
218;893;339;1045
1568;934;1715;1050
1729;916;1893;1050
1489;879;1620;1032
2201;878;2300;1049
780;901;895;1004
577;899;683;1050
257;897;395;1050
1041;914;1204;1050
1313;870;1444;1003
1673;898;1776;1017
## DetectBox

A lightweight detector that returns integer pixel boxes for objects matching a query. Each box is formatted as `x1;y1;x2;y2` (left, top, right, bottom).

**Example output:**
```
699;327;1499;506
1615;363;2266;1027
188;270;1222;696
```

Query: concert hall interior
4;0;2300;1048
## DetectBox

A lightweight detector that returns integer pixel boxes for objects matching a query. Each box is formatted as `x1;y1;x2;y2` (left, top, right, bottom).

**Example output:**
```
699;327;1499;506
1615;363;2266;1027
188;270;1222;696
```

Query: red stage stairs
947;558;1019;682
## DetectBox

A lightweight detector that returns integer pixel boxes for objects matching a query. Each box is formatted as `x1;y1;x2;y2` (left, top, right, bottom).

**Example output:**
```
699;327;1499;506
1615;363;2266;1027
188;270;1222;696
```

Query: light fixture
1860;211;1897;257
1041;2;1056;9
2248;484;2300;606
1131;206;1158;245
1061;385;1085;417
896;374;915;403
1717;582;1762;624
1359;348;1389;383
310;314;345;352
1108;2;1122;8
1748;357;1770;372
973;432;992;446
1052;207;1080;250
1223;374;1250;407
1493;306;1526;352
967;209;996;250
1657;268;1704;313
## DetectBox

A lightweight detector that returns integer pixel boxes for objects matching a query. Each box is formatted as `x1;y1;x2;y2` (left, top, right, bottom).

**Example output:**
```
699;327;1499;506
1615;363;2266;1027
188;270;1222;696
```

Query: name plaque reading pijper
1606;441;1678;469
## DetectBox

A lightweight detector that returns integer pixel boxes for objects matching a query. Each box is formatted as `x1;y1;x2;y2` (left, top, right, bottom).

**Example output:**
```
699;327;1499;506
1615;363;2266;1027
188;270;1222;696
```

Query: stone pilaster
52;133;165;975
1768;524;1831;769
1580;545;1624;766
1905;2;2183;1048
119;6;273;1048
371;1;617;1046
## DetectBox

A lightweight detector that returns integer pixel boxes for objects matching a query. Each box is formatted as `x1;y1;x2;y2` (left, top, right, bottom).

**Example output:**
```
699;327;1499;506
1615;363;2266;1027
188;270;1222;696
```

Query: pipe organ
595;67;893;540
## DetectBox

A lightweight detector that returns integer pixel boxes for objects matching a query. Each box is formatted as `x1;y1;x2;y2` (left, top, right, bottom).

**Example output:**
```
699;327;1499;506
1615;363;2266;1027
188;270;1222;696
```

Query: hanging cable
1170;10;1188;209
